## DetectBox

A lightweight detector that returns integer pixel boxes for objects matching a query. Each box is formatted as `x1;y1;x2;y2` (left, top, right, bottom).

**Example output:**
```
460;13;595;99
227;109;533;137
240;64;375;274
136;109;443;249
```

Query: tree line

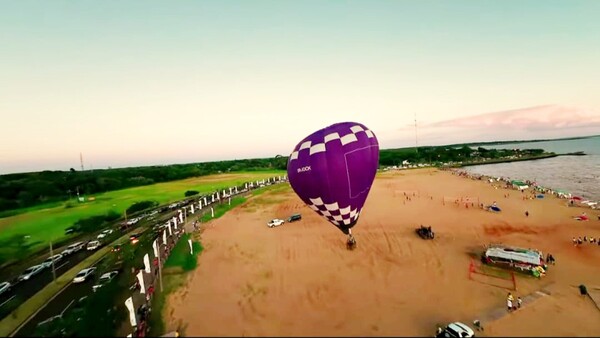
0;146;547;213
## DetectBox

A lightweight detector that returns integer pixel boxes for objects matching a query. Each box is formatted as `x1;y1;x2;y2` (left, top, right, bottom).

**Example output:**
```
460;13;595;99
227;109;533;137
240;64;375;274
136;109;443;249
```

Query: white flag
125;297;137;327
173;219;178;230
199;200;202;209
162;230;167;244
143;253;151;273
211;195;215;203
235;186;238;193
245;183;248;189
211;207;214;218
168;222;172;236
179;212;183;224
188;239;193;255
228;197;231;206
203;197;207;206
152;239;158;258
191;204;195;214
136;270;146;294
229;187;233;194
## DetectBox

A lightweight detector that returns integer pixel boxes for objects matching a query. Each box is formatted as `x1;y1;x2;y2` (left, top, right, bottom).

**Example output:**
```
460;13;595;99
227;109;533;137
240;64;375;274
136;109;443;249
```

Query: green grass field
164;233;203;272
0;171;284;251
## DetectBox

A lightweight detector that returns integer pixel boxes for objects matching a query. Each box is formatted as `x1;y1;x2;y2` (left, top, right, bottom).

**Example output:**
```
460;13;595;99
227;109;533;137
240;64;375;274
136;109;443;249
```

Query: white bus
481;244;546;273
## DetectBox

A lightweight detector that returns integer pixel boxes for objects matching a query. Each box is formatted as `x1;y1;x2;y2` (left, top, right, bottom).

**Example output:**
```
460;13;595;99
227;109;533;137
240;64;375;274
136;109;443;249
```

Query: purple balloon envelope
287;122;379;235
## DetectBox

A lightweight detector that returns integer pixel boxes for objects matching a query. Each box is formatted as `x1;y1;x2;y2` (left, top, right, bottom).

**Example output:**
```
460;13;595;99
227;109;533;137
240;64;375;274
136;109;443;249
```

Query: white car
92;271;119;292
0;282;11;296
267;219;285;228
18;265;45;281
436;322;475;338
61;242;85;256
73;267;96;283
87;240;101;251
40;254;63;269
97;229;114;239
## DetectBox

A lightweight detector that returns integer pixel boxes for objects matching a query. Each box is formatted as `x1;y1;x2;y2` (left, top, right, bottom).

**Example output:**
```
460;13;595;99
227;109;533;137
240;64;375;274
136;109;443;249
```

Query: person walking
517;296;523;309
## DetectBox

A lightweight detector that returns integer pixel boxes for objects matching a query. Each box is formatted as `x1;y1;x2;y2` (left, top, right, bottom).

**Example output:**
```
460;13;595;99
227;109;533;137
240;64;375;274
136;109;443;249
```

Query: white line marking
61;299;74;316
0;295;16;308
55;261;69;270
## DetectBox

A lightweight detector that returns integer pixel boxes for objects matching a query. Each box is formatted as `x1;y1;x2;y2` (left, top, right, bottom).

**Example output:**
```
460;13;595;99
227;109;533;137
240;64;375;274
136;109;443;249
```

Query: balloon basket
346;239;357;251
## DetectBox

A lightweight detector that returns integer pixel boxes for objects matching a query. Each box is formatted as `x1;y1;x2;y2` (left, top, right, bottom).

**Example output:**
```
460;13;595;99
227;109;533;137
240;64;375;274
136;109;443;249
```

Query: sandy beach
165;168;600;337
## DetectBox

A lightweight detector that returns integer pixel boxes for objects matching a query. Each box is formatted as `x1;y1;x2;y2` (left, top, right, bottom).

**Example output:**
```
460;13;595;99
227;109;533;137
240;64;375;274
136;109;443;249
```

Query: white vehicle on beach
267;219;285;228
436;322;475;338
481;244;545;273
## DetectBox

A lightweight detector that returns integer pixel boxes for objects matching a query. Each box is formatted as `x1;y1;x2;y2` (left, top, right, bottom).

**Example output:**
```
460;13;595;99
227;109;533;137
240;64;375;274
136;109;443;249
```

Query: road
14;216;187;337
14;275;98;337
0;249;95;316
0;210;180;321
3;178;286;336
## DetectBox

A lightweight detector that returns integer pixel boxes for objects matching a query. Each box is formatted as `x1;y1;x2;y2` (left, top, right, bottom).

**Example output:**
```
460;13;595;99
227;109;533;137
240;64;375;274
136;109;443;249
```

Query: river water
463;136;600;201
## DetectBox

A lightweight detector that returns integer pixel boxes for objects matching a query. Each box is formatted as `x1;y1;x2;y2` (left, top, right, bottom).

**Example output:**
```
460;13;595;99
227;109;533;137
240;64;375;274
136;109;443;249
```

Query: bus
481;244;546;274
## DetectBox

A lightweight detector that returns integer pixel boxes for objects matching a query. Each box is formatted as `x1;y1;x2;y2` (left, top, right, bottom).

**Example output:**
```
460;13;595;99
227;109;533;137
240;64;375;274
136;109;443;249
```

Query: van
287;214;302;222
481;244;545;273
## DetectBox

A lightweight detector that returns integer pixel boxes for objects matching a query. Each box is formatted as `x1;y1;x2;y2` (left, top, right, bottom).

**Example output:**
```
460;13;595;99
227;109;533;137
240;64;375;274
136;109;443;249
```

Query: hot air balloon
287;122;379;249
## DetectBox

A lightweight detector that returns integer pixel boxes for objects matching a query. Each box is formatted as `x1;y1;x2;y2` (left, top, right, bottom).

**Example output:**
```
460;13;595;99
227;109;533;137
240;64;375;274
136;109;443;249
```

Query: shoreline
447;168;599;215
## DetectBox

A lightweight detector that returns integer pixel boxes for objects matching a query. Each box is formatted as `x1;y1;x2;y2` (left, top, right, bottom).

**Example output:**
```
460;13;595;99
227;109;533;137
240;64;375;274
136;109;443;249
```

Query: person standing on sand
517;296;523;309
507;293;514;312
525;211;529;217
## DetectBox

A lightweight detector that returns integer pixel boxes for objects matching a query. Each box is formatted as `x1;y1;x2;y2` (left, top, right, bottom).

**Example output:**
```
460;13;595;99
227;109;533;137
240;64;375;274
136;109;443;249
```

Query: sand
165;168;600;337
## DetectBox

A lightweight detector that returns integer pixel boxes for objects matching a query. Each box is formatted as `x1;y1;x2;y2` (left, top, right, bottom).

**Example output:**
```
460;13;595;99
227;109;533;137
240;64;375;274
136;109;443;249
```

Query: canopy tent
554;189;571;198
511;180;529;190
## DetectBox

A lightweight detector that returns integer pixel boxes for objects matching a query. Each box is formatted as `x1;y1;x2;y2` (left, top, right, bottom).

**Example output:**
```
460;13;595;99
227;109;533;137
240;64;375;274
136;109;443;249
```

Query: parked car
86;240;101;251
18;265;45;281
92;271;119;292
40;254;63;269
267;219;285;228
73;267;96;283
61;241;86;256
0;282;11;296
436;322;475;338
287;214;302;222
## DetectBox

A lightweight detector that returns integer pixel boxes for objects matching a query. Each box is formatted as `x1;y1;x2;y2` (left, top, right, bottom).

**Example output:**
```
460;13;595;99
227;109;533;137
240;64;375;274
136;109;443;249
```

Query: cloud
384;105;600;147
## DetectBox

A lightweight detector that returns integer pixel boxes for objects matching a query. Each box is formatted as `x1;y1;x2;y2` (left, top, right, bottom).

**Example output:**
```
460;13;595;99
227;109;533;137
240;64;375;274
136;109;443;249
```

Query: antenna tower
80;152;84;171
414;112;419;155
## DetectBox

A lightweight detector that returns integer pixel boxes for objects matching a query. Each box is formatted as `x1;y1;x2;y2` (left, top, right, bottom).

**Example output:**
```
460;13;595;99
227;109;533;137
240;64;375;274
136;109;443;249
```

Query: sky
1;0;600;174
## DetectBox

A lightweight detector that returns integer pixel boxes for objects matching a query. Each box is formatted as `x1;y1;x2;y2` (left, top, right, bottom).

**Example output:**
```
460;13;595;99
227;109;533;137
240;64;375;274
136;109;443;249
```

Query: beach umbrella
286;122;379;248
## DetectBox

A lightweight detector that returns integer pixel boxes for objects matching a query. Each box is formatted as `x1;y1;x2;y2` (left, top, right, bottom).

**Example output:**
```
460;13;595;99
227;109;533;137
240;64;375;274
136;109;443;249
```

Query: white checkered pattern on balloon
307;197;360;226
289;124;375;161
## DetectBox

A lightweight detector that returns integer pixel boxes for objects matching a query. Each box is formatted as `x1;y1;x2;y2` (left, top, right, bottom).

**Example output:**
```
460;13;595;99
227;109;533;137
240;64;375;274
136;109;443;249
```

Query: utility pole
414;111;419;156
49;241;57;282
124;209;128;232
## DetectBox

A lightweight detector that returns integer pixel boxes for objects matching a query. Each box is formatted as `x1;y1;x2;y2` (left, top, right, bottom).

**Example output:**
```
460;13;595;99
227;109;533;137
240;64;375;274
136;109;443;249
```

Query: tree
185;190;199;197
